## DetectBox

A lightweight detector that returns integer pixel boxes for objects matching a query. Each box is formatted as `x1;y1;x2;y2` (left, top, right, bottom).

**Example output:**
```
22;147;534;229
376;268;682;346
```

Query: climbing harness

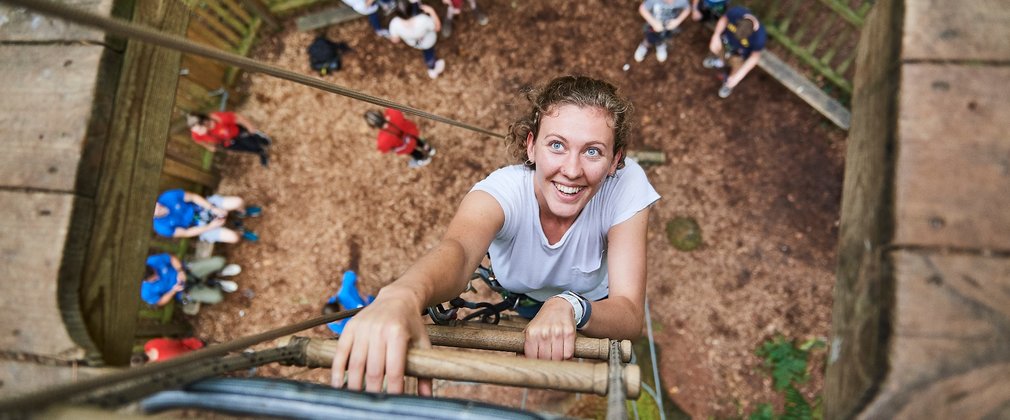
6;0;505;139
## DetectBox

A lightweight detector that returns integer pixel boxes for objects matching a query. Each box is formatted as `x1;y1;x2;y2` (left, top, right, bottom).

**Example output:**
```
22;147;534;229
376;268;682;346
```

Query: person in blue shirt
702;6;767;98
141;253;241;315
153;189;259;243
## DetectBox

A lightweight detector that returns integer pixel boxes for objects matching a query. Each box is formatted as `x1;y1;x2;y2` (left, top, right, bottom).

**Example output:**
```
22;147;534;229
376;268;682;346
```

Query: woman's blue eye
549;142;564;151
586;148;601;157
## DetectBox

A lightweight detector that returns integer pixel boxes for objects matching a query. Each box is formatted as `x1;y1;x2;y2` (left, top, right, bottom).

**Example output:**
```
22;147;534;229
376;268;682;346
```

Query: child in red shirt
365;108;436;168
187;112;273;167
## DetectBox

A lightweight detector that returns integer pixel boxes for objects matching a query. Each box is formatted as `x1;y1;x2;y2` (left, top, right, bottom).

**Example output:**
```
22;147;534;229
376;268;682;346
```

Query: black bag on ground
307;35;350;75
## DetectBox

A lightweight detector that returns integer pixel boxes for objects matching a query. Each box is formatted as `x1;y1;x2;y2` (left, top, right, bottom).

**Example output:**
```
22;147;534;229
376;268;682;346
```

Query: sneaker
656;43;668;63
417;156;432;167
242;205;262;218
220;264;242;277
633;43;648;63
718;84;733;98
428;147;436;157
217;280;239;293
476;10;489;25
241;229;259;242
408;158;421;169
427;59;445;79
703;56;725;69
376;29;391;39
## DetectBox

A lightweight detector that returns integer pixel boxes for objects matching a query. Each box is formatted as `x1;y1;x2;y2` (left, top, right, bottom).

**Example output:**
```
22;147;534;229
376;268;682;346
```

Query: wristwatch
554;290;592;330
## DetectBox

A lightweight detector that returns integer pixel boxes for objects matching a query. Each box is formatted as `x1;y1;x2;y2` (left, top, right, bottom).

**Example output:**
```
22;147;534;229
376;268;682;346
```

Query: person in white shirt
330;75;661;395
387;0;445;79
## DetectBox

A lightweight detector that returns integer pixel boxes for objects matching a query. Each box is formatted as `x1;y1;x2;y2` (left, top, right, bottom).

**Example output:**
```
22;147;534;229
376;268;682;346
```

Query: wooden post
426;325;633;362
302;338;641;399
77;0;190;366
826;0;1010;417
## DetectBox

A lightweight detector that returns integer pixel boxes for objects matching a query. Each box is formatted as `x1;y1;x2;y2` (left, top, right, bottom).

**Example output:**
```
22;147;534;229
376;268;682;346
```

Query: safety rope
5;0;505;139
0;308;360;413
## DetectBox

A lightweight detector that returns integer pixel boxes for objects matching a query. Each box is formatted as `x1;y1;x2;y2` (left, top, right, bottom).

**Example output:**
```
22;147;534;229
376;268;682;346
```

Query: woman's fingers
364;333;388;393
345;329;370;390
330;329;354;387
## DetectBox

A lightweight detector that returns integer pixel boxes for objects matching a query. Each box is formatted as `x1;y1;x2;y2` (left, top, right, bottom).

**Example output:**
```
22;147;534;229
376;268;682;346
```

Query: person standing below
187;112;272;167
633;0;691;63
141;253;241;315
387;0;445;79
702;6;767;98
153;189;259;243
365;108;436;168
440;0;489;38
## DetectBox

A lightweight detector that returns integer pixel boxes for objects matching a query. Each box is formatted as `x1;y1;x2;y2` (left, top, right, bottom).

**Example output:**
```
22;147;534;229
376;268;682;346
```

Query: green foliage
747;337;826;420
756;337;810;391
748;403;775;420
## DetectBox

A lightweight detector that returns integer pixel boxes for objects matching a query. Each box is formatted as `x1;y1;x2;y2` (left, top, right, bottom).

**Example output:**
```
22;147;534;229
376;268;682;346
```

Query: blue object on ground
326;270;374;335
243;205;262;217
241;229;259;242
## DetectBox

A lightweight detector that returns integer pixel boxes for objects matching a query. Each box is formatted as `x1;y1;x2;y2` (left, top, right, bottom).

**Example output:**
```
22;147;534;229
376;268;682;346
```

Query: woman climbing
330;75;661;395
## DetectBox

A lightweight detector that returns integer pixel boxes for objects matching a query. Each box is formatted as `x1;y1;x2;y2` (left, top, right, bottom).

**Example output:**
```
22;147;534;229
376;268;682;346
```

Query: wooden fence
746;0;873;100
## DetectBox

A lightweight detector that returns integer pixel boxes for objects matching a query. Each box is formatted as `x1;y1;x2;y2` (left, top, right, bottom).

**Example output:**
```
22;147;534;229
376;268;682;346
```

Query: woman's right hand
330;288;433;395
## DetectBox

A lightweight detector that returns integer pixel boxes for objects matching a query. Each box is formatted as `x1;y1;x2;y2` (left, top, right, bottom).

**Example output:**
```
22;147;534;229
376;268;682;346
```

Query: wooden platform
825;0;1010;417
0;0;188;390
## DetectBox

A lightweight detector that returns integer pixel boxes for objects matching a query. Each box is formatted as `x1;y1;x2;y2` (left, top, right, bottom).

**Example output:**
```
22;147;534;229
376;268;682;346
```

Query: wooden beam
758;51;851;129
823;0;902;417
78;0;189;366
295;4;363;32
0;45;108;192
0;191;91;360
0;360;120;400
0;0;113;42
860;250;1010;418
241;0;279;30
903;0;1010;62
893;64;1010;251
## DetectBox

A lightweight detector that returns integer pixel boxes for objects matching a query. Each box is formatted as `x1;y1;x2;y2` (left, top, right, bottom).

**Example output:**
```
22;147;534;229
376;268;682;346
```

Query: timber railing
745;0;873;101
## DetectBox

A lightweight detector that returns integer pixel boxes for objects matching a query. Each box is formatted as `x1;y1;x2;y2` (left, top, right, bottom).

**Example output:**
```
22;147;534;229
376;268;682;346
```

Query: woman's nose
560;154;582;178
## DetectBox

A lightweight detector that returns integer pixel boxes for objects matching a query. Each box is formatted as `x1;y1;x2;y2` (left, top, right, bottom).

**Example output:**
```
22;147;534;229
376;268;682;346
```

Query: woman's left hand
523;298;577;361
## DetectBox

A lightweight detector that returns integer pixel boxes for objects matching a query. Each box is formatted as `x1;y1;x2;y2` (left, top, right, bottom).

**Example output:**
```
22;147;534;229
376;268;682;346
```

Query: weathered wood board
0;360;119;399
0;0;114;42
860;250;1010;419
894;65;1010;251
903;0;1010;61
0;45;107;193
0;191;87;359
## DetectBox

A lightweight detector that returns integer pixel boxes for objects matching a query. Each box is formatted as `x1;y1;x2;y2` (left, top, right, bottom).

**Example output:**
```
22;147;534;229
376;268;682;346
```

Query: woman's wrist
376;285;425;313
552;291;591;329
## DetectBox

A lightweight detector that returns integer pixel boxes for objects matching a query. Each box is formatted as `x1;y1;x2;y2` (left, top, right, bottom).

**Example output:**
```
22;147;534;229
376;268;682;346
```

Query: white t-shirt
341;0;379;15
471;159;661;301
389;14;438;50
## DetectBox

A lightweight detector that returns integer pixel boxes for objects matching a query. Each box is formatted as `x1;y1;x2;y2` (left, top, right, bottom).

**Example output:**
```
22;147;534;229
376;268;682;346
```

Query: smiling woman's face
526;104;620;224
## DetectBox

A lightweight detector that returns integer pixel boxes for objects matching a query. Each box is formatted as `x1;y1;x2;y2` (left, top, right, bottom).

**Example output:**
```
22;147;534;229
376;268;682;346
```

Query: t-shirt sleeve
470;166;523;240
750;29;767;51
607;160;661;228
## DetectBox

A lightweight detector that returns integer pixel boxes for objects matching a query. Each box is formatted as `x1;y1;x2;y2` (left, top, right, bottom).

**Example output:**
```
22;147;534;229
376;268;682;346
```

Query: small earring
524;159;534;166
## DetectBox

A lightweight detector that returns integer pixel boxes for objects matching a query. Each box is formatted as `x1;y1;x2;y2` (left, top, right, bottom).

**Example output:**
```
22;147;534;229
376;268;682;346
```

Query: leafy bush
747;337;825;420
